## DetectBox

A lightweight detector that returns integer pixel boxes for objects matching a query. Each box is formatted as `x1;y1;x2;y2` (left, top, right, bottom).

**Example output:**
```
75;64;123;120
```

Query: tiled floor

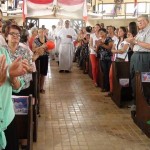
33;60;150;150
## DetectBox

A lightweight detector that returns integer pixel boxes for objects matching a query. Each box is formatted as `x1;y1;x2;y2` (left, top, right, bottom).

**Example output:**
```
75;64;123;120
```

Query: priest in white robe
57;20;77;72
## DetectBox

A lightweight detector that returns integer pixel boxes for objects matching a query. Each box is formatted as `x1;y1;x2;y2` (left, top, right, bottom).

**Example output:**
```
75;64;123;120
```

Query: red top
29;36;35;50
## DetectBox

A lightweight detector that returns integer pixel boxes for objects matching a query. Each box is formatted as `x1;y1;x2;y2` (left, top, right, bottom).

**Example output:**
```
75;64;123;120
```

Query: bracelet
10;77;18;87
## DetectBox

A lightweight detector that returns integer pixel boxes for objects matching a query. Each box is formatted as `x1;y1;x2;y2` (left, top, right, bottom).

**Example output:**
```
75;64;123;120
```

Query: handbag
115;57;125;62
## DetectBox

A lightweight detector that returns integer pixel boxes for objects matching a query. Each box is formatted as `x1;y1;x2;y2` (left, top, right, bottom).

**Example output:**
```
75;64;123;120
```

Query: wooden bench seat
111;61;132;107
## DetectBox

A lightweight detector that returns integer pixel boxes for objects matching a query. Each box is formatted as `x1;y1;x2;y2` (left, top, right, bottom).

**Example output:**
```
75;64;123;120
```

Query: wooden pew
14;95;33;150
32;72;38;142
111;61;132;107
35;60;41;115
132;72;150;138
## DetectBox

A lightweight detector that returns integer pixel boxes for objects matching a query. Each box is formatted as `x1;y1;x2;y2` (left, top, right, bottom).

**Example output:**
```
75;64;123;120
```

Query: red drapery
58;0;84;5
28;0;53;4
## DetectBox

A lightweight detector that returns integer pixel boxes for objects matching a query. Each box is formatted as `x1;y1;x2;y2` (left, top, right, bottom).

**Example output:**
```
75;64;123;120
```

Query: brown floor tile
33;60;150;150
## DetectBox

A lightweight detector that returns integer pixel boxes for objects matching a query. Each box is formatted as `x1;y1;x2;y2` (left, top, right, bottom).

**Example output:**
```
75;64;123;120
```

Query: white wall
39;19;59;30
87;18;136;28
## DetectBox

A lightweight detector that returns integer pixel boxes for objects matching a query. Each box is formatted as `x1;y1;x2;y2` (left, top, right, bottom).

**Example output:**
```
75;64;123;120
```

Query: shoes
105;92;113;97
59;70;64;73
130;105;136;118
131;110;136;118
59;70;71;73
83;71;88;74
101;89;107;92
94;83;98;87
65;70;70;73
40;89;45;94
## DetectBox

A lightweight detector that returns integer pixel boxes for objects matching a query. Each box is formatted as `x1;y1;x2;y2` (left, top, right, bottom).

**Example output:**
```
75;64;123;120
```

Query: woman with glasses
3;25;34;96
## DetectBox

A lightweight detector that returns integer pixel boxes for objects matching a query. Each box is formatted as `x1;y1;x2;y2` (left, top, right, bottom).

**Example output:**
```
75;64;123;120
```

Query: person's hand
35;47;45;56
66;35;72;38
0;54;8;86
27;64;34;73
9;56;29;78
125;37;135;44
97;39;103;45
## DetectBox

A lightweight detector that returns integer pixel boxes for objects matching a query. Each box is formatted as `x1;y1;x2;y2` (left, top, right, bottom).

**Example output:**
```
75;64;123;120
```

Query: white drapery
25;0;86;19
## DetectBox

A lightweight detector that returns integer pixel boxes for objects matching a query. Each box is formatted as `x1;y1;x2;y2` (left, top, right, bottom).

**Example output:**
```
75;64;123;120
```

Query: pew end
13;95;33;150
132;72;150;138
111;62;132;107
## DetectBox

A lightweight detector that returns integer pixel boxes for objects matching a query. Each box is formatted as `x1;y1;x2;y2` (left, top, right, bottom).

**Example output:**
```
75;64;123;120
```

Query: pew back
14;95;33;150
112;61;132;107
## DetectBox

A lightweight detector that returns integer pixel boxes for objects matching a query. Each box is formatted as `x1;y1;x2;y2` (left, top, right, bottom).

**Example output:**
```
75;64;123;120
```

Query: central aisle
33;60;150;150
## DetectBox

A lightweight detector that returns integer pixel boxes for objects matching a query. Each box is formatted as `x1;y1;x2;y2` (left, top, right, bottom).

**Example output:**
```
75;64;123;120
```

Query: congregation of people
0;5;150;149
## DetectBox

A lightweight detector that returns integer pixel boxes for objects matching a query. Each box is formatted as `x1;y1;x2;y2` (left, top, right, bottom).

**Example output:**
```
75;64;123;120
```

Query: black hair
28;22;34;29
116;26;128;49
2;20;12;34
86;26;92;33
99;28;107;34
107;25;115;31
20;29;29;43
5;24;21;37
95;23;101;28
119;26;127;39
128;22;137;37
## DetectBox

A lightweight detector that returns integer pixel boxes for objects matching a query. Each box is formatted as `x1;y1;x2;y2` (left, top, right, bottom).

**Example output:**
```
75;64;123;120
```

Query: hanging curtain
57;0;84;12
27;0;54;9
28;0;53;4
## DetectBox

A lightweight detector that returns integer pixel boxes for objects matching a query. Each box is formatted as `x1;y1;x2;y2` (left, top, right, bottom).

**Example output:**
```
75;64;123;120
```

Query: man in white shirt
127;14;150;116
57;20;77;72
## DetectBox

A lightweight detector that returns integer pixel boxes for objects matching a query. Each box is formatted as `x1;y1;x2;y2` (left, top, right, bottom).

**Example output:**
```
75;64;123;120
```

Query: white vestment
57;28;77;71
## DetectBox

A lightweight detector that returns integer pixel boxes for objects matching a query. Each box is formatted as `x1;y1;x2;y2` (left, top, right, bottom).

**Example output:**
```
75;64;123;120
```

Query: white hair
31;27;38;34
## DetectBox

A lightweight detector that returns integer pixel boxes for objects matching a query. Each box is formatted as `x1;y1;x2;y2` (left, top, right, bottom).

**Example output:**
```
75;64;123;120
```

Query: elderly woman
3;25;33;96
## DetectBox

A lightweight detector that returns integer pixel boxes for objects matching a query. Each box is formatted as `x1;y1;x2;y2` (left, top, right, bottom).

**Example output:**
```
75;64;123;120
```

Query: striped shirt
133;25;150;52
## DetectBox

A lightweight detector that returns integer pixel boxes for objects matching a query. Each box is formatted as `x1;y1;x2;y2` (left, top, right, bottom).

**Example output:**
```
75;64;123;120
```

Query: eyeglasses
9;32;20;37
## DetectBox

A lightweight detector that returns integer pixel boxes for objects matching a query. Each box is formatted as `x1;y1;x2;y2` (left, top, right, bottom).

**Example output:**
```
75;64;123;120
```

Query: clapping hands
0;55;8;86
9;56;29;78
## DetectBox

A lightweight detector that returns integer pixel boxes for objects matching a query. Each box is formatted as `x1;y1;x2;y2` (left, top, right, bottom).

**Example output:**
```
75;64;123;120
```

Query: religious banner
25;0;85;19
